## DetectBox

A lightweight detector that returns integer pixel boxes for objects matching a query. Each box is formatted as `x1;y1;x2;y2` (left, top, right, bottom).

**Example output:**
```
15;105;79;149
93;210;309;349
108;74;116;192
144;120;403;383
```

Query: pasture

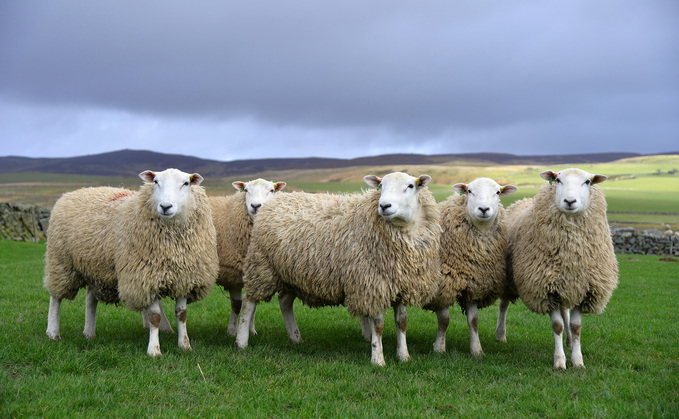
1;240;677;417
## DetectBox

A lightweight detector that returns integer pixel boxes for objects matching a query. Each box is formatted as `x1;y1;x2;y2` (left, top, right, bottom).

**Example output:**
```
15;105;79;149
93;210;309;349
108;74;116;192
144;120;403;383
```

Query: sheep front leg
235;298;257;349
227;289;242;336
175;297;191;351
561;306;572;349
550;309;567;370
83;288;98;339
146;299;163;357
142;303;174;333
433;308;450;353
495;298;510;342
46;296;62;341
467;302;483;356
364;314;386;367
393;302;410;362
360;316;371;342
570;306;584;368
278;291;302;344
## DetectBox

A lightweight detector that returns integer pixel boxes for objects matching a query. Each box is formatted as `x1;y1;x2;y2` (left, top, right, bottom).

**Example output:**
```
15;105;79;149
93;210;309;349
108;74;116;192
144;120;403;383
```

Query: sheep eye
183;182;189;187
407;184;414;189
468;189;472;195
496;190;501;195
555;178;561;184
584;179;591;186
270;189;275;193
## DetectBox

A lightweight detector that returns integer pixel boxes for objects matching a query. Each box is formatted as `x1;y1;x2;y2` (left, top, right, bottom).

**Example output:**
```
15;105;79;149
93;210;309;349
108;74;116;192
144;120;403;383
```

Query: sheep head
232;178;287;219
139;168;203;219
540;168;607;214
364;172;431;227
453;177;517;227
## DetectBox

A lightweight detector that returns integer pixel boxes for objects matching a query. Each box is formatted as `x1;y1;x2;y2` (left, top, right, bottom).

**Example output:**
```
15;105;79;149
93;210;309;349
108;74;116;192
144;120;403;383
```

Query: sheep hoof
83;332;96;340
46;332;61;341
179;338;192;351
249;328;258;336
495;332;507;343
471;349;484;357
554;358;567;370
147;346;162;357
433;343;446;353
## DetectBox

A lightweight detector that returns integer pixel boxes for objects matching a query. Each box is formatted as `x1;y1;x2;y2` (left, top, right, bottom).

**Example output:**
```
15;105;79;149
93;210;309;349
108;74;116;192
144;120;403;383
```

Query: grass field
1;241;677;417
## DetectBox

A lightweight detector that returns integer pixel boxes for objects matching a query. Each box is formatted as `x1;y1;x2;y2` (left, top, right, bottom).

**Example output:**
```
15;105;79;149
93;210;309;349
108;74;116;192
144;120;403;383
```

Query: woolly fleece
506;184;618;314
210;193;252;291
242;189;442;317
427;193;508;312
44;183;219;311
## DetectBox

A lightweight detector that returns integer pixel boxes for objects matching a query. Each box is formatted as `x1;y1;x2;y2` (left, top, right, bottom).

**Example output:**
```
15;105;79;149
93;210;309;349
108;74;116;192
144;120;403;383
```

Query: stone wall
0;203;51;241
611;227;679;256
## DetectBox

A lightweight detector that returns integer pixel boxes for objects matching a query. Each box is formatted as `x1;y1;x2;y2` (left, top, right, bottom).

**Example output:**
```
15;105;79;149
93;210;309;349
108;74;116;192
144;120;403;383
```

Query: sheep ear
452;183;466;195
274;182;287;192
364;175;381;189
500;185;518;196
139;170;155;183
417;175;431;189
590;174;607;185
540;170;557;183
190;173;204;186
233;181;246;192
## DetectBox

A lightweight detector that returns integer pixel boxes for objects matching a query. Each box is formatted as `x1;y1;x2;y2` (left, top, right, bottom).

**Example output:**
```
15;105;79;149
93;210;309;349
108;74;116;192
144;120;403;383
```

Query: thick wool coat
242;189;442;317
506;184;618;314
426;193;508;312
44;184;218;311
209;193;252;291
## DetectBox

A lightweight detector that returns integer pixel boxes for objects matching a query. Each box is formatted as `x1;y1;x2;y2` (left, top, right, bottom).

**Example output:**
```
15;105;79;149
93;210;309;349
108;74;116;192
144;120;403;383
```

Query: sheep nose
564;199;577;208
380;203;392;212
251;203;262;213
479;206;490;215
160;204;173;213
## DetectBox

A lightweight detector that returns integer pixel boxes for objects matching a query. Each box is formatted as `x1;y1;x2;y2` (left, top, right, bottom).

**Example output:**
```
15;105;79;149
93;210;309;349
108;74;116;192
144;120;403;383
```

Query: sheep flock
43;167;618;369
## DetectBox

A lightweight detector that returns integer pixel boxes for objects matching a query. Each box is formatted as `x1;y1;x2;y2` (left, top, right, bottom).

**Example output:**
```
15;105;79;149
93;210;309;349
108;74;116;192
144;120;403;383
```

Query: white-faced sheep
44;168;219;356
209;178;286;336
235;172;441;366
496;168;618;369
425;177;517;356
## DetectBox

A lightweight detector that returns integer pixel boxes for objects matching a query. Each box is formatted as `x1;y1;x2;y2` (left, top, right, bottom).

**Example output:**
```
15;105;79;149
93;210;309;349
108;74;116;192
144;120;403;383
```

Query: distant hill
0;149;673;178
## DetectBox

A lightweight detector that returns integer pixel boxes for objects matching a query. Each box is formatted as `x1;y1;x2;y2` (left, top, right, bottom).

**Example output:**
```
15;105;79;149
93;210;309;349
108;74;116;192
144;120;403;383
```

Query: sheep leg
46;296;62;341
570;306;585;368
366;314;386;367
551;309;567;370
495;298;510;343
227;289;242;336
393;302;410;362
360;316;371;342
175;297;192;351
83;288;98;339
561;306;572;349
278;291;303;344
467;302;483;356
142;303;174;333
235;298;257;349
433;308;450;353
146;299;163;357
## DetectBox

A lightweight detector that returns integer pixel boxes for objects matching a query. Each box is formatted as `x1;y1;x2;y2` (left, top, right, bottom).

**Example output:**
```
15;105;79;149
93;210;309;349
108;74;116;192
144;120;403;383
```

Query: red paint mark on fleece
111;191;135;201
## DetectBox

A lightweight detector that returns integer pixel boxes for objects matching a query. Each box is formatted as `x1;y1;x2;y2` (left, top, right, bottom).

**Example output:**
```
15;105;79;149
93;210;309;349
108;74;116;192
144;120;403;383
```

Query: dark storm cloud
0;0;677;159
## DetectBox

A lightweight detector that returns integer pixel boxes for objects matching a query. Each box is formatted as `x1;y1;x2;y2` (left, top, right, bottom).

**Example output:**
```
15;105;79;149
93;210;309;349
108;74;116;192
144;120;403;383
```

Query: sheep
235;172;442;366
496;168;618;369
425;177;517;356
209;178;286;336
44;168;219;357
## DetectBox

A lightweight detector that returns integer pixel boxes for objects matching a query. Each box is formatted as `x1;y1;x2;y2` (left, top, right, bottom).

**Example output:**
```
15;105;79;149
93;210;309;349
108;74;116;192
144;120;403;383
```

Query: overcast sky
1;1;677;162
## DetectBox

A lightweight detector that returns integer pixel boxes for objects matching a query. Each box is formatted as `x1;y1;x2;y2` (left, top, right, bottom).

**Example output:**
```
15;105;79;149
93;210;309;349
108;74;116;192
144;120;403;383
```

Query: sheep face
540;168;607;214
364;172;431;227
453;178;517;226
139;168;204;219
232;178;287;220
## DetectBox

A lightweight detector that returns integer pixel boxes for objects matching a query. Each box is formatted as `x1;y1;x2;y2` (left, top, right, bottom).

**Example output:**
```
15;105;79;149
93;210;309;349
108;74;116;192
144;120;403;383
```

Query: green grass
1;241;677;417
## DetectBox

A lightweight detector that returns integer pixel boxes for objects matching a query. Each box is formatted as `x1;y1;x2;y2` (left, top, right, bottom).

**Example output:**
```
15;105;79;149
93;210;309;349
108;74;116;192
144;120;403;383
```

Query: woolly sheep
235;172;441;366
496;168;618;369
426;177;517;356
209;178;286;336
44;168;219;356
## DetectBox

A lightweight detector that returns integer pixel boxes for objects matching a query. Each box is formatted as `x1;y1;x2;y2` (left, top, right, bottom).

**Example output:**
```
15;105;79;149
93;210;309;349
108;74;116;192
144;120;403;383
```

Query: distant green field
2;155;678;229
